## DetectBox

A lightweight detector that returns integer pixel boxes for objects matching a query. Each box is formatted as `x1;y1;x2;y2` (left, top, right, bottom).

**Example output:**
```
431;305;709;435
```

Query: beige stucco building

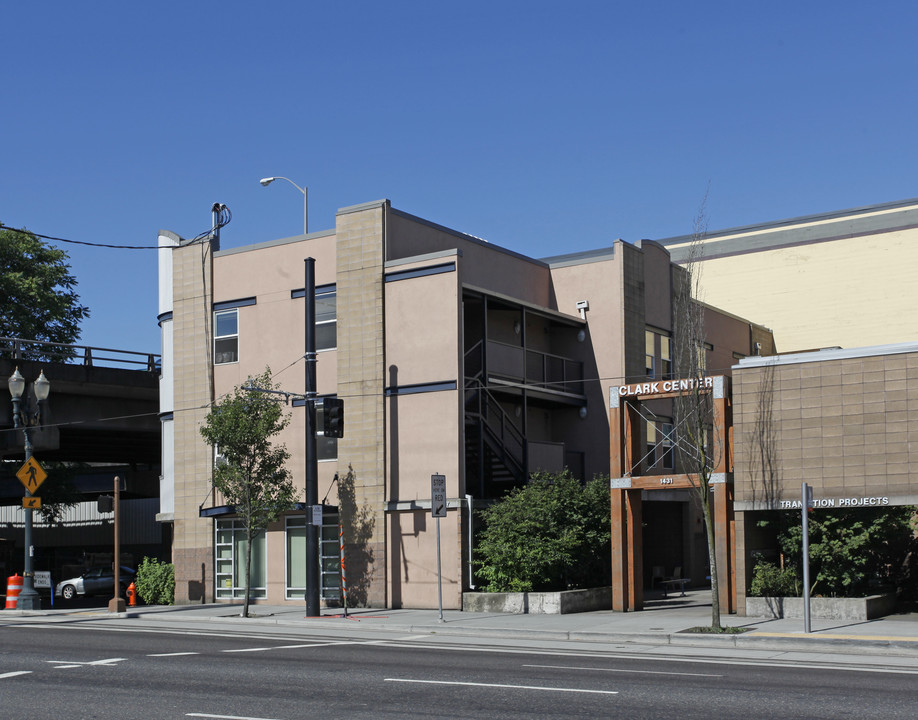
157;199;770;608
659;198;918;352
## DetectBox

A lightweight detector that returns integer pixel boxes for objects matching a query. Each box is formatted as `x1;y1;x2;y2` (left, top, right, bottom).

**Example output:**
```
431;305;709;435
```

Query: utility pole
304;258;320;617
108;476;125;613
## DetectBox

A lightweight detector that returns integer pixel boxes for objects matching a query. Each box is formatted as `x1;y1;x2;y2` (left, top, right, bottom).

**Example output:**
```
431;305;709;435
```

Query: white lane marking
47;658;126;668
148;652;200;657
385;678;618;695
186;714;281;720
524;663;722;678
0;671;32;679
222;641;354;653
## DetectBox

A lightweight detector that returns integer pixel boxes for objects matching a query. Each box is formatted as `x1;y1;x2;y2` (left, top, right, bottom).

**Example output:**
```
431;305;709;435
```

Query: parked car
55;566;135;600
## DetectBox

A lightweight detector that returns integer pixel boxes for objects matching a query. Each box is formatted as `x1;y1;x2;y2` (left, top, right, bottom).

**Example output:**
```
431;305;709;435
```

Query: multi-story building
157;198;770;608
658;197;918;352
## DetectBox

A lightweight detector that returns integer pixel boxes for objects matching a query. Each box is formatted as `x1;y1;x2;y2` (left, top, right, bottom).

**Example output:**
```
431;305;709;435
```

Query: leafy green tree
200;370;298;617
474;471;611;593
760;507;917;597
0;227;89;358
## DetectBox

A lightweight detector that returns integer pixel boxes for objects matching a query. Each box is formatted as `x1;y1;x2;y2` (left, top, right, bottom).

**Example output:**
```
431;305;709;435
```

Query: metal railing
0;337;160;373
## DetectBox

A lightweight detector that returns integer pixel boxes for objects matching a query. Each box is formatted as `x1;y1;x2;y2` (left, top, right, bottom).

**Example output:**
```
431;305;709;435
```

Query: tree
671;194;726;630
200;370;298;617
0;227;89;358
474;471;611;593
762;507;918;598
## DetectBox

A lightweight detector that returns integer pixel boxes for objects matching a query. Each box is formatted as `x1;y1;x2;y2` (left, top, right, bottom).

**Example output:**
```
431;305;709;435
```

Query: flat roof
658;197;918;262
736;341;918;369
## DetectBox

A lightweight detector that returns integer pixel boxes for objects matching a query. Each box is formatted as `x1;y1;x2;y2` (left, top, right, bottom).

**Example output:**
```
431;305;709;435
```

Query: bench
659;578;692;597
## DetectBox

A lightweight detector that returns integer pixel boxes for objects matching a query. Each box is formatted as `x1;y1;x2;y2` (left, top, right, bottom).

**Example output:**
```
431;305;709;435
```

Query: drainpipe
466;494;476;590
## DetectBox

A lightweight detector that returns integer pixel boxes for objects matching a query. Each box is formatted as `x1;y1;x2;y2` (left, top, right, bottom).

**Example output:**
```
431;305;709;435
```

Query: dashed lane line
385;678;619;695
524;663;722;677
148;652;201;657
0;671;32;679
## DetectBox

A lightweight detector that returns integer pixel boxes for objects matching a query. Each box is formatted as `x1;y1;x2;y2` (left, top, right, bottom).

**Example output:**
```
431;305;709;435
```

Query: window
645;330;655;377
661;336;672;378
214;309;238;364
645;418;674;471
697;342;713;373
316;287;336;351
286;512;342;601
215;519;266;599
645;328;672;378
315;396;338;461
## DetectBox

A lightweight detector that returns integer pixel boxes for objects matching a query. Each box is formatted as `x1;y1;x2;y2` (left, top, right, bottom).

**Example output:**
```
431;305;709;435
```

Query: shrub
748;560;797;597
757;506;917;598
135;556;175;605
474;471;611;593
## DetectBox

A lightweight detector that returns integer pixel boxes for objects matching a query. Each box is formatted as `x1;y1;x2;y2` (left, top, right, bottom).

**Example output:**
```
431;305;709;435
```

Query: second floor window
214;309;238;364
645;328;672;379
316;287;337;351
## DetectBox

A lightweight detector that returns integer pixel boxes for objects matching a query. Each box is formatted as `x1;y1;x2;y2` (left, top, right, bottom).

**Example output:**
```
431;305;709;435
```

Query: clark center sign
617;376;716;397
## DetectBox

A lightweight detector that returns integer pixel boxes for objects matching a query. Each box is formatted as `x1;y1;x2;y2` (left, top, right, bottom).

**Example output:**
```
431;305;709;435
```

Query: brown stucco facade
158;198;776;609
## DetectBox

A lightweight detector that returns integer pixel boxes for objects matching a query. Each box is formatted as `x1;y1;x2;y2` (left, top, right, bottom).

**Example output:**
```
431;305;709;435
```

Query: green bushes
474;471;611;593
754;507;917;598
135;557;175;605
749;560;797;597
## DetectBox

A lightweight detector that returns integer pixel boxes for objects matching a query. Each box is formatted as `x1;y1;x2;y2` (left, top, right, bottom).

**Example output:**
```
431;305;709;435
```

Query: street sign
431;474;447;518
34;571;51;589
23;496;41;509
311;504;324;526
17;457;47;492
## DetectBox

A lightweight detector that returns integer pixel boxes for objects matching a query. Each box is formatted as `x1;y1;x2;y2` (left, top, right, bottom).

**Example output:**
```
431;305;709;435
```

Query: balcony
484;340;584;404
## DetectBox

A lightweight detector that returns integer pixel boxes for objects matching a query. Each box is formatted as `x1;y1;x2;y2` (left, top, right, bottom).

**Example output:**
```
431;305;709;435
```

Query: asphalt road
1;622;916;719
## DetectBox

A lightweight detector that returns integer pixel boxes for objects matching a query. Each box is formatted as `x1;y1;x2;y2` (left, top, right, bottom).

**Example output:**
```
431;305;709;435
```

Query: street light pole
260;176;308;234
8;367;50;611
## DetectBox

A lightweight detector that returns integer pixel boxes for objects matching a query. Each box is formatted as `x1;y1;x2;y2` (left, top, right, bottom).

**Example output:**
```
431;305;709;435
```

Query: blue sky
3;1;916;355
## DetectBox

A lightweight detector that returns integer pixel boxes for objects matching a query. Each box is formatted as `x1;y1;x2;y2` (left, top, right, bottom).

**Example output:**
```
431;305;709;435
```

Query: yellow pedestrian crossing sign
23;497;41;509
17;457;47;492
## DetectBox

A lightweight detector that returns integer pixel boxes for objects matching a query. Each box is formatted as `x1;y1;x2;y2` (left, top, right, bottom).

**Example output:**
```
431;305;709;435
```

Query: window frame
214;308;239;365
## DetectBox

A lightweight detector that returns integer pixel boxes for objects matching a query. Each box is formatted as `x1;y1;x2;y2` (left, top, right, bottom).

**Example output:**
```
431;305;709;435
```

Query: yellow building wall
683;229;918;352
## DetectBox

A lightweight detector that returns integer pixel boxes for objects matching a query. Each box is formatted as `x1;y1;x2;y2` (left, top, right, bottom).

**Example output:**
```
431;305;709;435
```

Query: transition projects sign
779;495;891;510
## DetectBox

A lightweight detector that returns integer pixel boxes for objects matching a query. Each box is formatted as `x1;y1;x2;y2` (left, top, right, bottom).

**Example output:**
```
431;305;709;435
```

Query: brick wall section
335;202;388;607
734;349;918;506
171;239;216;603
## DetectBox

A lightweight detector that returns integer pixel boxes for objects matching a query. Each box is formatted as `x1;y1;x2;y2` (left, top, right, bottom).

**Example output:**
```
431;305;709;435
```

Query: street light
8;367;50;610
260;176;308;234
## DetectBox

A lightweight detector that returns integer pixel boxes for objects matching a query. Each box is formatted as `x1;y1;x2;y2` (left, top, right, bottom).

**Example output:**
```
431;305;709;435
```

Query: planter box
745;593;896;621
463;587;611;614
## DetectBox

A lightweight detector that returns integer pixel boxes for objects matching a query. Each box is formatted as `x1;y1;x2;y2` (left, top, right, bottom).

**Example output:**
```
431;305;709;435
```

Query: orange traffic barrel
5;574;23;609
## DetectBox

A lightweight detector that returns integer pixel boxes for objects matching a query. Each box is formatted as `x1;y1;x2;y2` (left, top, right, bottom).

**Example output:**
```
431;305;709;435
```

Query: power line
0;210;232;251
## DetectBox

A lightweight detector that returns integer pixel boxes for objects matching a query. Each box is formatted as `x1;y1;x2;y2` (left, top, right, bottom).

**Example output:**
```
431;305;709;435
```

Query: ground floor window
286;512;342;602
215;519;266;600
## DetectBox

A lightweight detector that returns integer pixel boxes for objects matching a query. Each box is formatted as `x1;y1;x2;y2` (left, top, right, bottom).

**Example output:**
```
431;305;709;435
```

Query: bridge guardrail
0;337;160;373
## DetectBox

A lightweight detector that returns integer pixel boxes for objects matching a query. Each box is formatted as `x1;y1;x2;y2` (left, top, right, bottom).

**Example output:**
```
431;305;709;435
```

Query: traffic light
321;397;344;438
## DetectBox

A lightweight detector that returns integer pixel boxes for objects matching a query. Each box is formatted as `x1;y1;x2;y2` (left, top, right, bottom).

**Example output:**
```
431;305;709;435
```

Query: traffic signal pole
304;258;320;617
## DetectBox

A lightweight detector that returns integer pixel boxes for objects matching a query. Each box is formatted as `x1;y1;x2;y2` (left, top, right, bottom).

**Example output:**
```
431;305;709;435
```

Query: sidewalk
12;589;917;659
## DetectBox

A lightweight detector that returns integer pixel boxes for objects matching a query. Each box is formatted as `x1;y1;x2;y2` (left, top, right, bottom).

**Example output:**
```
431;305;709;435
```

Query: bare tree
748;360;782;509
672;194;726;631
